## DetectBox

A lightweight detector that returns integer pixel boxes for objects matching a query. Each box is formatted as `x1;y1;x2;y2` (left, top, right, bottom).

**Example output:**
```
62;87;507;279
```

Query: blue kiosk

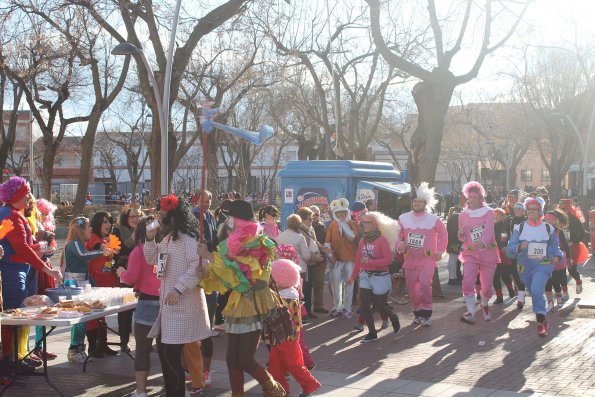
278;160;410;228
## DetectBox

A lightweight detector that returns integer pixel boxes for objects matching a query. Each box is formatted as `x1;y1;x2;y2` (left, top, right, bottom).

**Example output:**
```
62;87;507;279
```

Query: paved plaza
2;253;595;396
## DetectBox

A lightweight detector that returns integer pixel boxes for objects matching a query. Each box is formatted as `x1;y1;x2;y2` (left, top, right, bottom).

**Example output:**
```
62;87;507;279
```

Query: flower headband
160;195;180;213
74;216;88;227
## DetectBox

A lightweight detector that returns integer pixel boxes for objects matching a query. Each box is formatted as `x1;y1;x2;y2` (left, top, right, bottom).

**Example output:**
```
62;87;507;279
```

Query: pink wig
462;181;485;199
227;217;259;258
271;258;301;289
37;198;57;232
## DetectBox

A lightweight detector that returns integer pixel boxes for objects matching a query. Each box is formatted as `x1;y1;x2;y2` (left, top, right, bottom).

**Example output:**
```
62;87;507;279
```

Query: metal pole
160;0;183;196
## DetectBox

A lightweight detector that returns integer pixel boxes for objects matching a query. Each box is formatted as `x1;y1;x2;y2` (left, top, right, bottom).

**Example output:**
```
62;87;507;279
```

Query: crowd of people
0;175;589;396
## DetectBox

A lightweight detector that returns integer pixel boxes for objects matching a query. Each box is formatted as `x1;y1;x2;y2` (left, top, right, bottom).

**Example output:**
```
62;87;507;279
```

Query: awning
357;180;411;196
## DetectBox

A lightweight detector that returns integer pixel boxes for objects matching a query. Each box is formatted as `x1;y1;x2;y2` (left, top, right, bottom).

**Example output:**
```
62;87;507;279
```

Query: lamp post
112;0;183;198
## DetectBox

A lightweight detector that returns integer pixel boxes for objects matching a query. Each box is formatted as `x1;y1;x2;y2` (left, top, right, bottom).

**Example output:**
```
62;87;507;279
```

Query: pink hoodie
458;205;500;266
397;211;447;270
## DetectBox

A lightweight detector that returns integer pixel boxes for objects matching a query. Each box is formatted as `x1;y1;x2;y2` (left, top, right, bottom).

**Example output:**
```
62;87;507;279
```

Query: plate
31;314;57;320
57;311;83;318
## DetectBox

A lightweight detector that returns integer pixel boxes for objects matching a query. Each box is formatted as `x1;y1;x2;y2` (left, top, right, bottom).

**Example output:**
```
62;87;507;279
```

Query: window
541;169;550;182
521;170;532;182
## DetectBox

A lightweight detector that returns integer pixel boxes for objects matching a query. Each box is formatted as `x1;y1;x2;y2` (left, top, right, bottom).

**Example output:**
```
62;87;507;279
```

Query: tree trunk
72;116;101;214
41;141;57;200
407;72;455;186
130;179;138;203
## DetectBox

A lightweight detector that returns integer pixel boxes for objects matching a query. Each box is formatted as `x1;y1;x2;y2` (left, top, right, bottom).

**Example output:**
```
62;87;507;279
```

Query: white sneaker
343;309;353;319
576;284;583;294
413;316;422;324
131;391;148;397
547;301;555;312
211;330;220;337
67;347;89;363
481;305;491;321
421;317;432;327
203;370;212;386
380;320;389;330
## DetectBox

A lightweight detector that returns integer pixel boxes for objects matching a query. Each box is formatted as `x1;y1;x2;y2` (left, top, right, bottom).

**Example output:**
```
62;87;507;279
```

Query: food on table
56;300;75;308
23;295;53;307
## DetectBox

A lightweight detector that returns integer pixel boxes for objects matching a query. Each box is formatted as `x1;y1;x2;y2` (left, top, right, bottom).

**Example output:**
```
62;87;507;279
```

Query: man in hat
504;190;520;215
396;182;447;326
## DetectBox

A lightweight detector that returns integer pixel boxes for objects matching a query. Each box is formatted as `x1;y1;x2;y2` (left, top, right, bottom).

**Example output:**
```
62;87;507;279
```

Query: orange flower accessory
0;219;14;239
160;195;180;213
108;234;122;252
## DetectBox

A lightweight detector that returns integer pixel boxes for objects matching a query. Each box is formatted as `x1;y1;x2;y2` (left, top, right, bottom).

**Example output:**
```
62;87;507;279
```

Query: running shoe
421;317;432;327
380;320;389;330
493;297;504;304
537;321;549;337
67;347;89;364
360;333;378;343
189;387;207;396
343;309;353;319
576;283;583;294
391;316;401;334
412;316;422;324
481;305;491;321
547;301;554;312
329;309;341;318
131;391;148;397
517;300;524;310
204;370;211;386
33;349;57;361
561;292;570;302
460;312;475;324
353;323;364;332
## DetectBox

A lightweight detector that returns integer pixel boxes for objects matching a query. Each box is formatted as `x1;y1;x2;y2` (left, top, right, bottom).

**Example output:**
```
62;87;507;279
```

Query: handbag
262;278;294;347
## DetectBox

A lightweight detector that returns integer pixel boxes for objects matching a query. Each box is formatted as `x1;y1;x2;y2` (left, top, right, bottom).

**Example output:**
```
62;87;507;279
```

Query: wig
415;182;438;211
364;211;399;254
36;198;57;232
524;197;545;214
275;244;299;264
155;195;199;241
0;176;29;204
271;258;301;289
462;181;486;199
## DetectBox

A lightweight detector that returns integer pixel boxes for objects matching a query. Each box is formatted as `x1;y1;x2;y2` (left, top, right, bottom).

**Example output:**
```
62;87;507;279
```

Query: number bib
470;225;486;244
407;233;425;249
156;253;168;279
527;242;547;260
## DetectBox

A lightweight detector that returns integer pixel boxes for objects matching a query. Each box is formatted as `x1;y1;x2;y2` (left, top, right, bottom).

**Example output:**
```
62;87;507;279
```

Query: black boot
86;329;104;358
98;327;119;356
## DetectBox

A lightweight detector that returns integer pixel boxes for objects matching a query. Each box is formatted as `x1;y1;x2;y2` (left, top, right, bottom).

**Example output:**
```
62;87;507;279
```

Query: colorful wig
0;176;30;204
462;181;485;199
363;211;399;254
37;198;57;232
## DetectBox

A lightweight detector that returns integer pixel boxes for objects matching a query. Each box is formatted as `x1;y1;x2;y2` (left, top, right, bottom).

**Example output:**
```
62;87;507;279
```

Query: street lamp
112;43;168;196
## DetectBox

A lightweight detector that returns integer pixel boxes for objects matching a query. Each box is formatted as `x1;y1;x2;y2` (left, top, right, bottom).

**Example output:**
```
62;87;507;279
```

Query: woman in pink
458;181;500;324
396;183;448;326
116;217;160;397
259;205;280;239
349;212;400;343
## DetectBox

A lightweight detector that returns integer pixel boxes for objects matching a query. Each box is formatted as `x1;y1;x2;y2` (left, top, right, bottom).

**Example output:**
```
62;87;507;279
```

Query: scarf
363;229;381;243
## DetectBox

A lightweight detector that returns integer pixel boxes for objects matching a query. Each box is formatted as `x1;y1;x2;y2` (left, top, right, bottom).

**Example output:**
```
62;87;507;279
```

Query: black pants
118;309;134;347
134;323;154;372
301;273;313;315
493;265;513;290
360;288;397;334
156;339;186;397
546;269;566;293
568;263;581;283
215;290;231;326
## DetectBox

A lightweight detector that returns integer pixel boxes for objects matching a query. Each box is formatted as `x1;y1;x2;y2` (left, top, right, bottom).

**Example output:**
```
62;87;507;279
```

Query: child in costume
199;200;286;397
458;181;500;324
543;209;571;310
268;258;320;396
507;197;563;337
324;198;359;318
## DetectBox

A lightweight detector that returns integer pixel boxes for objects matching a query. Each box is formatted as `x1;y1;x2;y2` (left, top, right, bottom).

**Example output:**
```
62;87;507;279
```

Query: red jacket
1;205;46;272
86;234;119;287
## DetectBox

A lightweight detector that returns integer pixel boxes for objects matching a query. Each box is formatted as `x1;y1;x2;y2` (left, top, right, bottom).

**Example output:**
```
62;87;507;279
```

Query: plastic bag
22;295;53;307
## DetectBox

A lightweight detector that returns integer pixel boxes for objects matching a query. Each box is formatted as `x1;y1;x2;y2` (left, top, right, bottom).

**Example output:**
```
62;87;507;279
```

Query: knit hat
0;176;30;205
227;200;254;221
513;202;525;210
507;189;519;198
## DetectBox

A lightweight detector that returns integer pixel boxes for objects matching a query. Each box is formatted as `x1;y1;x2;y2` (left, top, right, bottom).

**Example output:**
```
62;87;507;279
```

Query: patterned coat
144;233;211;344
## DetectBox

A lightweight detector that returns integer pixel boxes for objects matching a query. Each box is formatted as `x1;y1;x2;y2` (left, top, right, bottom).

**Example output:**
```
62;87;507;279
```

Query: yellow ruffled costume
200;234;278;334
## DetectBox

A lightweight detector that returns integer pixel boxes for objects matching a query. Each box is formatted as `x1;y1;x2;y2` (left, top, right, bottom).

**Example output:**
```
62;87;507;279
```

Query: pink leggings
462;262;496;299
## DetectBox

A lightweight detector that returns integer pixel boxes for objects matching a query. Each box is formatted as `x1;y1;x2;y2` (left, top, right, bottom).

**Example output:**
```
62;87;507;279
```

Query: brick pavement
4;248;595;396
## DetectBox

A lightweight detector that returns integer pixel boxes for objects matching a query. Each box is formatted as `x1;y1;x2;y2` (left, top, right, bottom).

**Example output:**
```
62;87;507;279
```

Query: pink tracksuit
458;205;500;300
397;211;447;316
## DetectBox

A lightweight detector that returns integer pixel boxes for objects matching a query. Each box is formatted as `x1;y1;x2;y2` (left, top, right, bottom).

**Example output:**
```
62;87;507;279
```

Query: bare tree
367;0;530;185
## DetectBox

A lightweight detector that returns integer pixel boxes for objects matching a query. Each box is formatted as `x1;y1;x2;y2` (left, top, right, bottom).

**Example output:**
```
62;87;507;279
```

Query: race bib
470;225;486;244
407;233;425;249
527;242;547;260
157;253;168;279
